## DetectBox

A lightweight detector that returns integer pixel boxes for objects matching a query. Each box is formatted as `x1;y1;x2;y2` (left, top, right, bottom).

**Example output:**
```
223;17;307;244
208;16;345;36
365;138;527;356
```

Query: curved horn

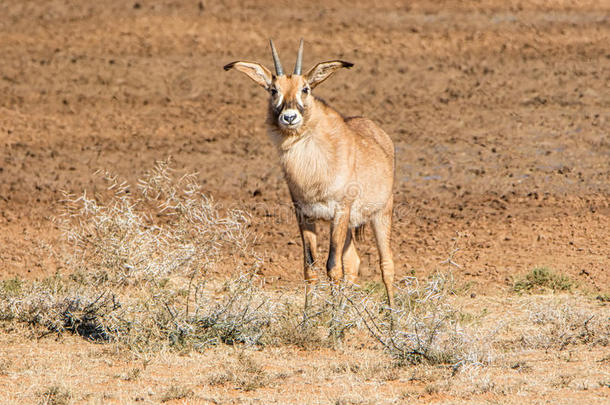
269;39;284;76
294;38;304;75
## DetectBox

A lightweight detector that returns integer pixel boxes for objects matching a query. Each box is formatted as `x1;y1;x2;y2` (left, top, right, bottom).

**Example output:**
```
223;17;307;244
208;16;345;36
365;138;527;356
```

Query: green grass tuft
513;267;573;294
1;277;23;296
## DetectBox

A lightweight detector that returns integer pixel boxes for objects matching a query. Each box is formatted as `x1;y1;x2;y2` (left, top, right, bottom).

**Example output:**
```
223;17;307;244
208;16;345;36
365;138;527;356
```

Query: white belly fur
298;198;374;227
298;200;338;221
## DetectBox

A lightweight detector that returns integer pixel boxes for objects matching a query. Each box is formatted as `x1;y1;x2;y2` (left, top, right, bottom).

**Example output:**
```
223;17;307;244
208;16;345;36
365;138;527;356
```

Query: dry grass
59;158;252;286
37;385;72;405
0;358;11;376
0;302;608;403
207;351;279;392
0;160;274;352
0;160;609;403
159;384;194;402
0;160;504;370
513;297;609;350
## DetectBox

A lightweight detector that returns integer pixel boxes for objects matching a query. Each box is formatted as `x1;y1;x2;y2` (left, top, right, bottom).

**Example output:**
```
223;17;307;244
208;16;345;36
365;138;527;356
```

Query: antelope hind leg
371;208;395;308
297;212;318;309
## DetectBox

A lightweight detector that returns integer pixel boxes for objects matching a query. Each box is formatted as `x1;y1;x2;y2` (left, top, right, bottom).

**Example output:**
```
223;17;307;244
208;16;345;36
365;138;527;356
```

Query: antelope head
224;39;353;134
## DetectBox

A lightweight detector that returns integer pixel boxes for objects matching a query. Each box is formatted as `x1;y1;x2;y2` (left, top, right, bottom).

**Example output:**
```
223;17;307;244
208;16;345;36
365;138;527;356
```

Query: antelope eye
302;87;309;94
270;88;278;96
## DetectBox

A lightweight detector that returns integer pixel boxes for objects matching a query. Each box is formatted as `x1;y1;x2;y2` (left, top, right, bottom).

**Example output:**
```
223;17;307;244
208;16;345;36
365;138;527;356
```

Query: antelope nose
283;112;297;123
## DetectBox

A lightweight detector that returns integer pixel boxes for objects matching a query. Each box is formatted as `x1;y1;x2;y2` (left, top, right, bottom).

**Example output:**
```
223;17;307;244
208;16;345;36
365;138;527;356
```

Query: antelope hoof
327;267;343;284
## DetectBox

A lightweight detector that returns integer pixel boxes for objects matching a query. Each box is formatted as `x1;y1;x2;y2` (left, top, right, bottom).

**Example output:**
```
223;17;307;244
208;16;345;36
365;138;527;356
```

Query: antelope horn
294;38;304;75
269;39;284;76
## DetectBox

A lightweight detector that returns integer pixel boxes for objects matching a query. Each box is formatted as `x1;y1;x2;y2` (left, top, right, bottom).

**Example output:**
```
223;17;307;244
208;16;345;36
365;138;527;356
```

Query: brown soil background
1;0;608;292
0;1;609;403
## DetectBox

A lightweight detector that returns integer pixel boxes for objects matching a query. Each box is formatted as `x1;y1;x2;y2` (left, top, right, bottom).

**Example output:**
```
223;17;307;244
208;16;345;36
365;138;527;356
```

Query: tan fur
224;44;395;307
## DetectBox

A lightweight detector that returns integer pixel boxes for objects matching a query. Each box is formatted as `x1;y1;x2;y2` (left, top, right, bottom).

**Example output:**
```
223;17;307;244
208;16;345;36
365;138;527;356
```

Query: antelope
224;39;395;307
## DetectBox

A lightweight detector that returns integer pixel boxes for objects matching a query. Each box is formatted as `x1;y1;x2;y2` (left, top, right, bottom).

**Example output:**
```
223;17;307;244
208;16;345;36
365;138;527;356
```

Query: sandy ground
0;294;609;404
0;0;609;403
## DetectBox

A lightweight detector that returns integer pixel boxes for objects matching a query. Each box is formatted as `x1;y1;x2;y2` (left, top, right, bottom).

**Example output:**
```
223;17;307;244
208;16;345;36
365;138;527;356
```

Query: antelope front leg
342;229;360;284
296;210;318;309
327;205;350;283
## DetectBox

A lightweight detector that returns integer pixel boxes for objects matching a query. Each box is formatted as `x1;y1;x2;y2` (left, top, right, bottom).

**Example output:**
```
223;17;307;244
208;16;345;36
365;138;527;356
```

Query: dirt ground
0;0;609;403
1;293;608;404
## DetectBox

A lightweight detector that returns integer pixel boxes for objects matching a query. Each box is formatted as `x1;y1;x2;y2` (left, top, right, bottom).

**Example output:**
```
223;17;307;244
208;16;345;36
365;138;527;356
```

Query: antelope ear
305;60;354;89
224;61;273;89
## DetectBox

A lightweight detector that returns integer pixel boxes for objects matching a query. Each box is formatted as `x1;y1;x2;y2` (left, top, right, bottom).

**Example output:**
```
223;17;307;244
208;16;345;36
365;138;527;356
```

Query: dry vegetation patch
0;162;502;367
0;162;608;403
1;0;609;402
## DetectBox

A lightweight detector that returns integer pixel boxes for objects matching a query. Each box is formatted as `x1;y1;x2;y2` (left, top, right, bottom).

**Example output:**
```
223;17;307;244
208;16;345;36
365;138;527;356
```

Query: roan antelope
224;39;395;307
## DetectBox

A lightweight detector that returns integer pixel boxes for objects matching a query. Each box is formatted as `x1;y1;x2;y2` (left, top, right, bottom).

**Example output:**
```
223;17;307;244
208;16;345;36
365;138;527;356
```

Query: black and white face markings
269;77;310;130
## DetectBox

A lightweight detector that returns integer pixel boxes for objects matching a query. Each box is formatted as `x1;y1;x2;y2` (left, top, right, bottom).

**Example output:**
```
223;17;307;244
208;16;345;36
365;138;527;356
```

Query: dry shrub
0;159;274;352
522;302;609;349
37;385;72;405
495;295;610;355
0;272;277;351
0;159;497;366
0;159;567;373
60;158;251;286
267;274;497;367
159;385;194;403
308;275;498;367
